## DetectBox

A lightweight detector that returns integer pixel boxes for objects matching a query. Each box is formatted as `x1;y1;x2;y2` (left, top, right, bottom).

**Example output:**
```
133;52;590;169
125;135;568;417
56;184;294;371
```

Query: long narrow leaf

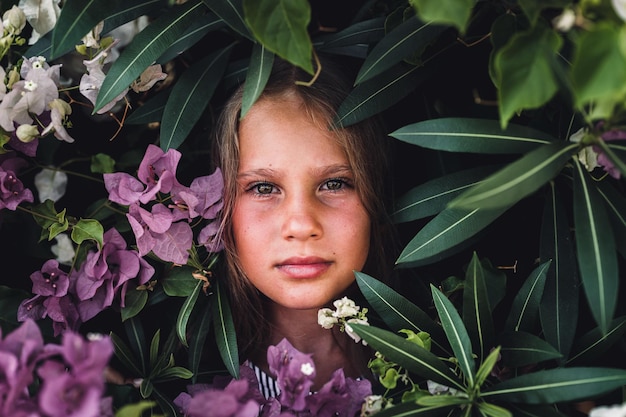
212;280;239;378
355;17;447;84
596;179;626;257
176;280;202;347
101;0;165;32
389;118;555;154
539;181;579;359
203;0;252;40
241;43;274;118
189;300;213;383
450;142;577;210
157;12;225;63
509;404;568;417
498;331;563;367
505;260;551;332
160;43;234;150
396;206;508;266
568;316;626;365
95;0;206;112
482;367;626;403
355;272;449;355
124;316;148;374
371;401;455;417
573;160;619;335
431;285;475;386
316;17;385;50
110;332;143;376
125;87;169;124
462;252;495;362
392;165;501;223
349;324;465;391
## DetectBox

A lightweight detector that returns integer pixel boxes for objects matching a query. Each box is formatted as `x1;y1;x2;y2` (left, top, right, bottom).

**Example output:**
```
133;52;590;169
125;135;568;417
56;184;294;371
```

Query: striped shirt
247;361;280;399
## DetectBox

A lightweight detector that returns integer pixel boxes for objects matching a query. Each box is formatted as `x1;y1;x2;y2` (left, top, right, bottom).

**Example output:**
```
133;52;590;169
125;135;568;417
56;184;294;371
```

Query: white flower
333;297;360;318
552;8;576;32
130;64;167;93
34;167;67;202
589;402;626;417
569;127;599;172
18;0;61;44
16;124;39;142
612;0;626;22
3;5;26;35
300;363;315;376
345;318;369;345
427;380;458;396
318;307;338;329
82;21;104;49
51;233;75;265
361;395;384;416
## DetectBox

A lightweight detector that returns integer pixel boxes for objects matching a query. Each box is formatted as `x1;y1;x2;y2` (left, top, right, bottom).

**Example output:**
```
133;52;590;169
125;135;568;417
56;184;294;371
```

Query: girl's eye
250;182;275;195
321;178;350;191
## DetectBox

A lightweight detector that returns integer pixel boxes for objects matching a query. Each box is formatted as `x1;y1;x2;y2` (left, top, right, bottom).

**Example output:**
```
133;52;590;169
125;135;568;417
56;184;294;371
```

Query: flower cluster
17;228;155;336
104;144;224;265
0;319;114;417
318;297;370;345
175;338;372;417
0;154;33;210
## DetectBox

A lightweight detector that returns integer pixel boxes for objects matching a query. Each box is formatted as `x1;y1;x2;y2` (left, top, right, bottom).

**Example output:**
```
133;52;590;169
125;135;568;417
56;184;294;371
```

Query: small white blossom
82;21;104;49
51;233;75;265
345;318;369;345
427;380;458;396
18;0;61;44
569;127;599;172
612;0;626;22
361;395;384;416
317;308;338;329
300;363;315;376
333;297;360;318
552;8;576;32
589;402;626;417
34;167;67;202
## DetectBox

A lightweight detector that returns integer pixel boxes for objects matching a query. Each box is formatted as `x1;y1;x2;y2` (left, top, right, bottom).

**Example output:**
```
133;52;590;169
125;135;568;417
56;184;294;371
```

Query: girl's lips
276;257;332;279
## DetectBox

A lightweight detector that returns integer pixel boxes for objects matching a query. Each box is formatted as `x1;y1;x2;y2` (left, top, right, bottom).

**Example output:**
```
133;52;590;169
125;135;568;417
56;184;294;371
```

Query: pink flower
0;155;34;210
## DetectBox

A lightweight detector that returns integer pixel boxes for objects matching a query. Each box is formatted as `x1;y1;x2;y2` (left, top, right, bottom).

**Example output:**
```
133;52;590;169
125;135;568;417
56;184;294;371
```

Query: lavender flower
0;155;34;210
268;339;316;412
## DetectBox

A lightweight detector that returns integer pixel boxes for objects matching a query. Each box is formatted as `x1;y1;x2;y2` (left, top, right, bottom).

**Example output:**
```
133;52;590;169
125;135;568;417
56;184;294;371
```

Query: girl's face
232;95;371;311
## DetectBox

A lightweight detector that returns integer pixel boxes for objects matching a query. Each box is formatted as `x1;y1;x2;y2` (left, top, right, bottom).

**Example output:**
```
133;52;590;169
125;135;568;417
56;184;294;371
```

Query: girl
213;56;395;397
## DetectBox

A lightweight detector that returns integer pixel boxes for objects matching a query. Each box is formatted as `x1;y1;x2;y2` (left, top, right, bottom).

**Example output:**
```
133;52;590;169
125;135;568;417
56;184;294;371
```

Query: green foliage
409;0;474;33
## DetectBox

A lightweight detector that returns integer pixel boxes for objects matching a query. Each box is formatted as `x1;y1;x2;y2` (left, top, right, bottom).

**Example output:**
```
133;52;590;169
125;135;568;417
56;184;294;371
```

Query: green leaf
149;329;160;368
462;252;495;362
140;378;153;398
482;367;626;403
517;0;570;26
243;0;313;74
396;206;508;266
31;200;68;241
212;280;239;378
160;43;234;150
449;142;577;210
571;24;626;113
154;366;194;380
417;395;470;407
595;139;626;179
157;11;225;63
493;23;562;128
498;331;563;367
573;160;619;335
539;181;579;359
409;0;474;33
240;43;274;118
71;218;104;248
476;346;502;388
431;284;475;386
355;17;447;85
350;324;465;391
509;404;568;417
114;401;156;417
336;62;430;127
392;165;502;223
189;300;212;383
121;289;148;321
95;0;206;112
317;17;385;50
162;266;200;297
125;87;169;124
596;179;626;257
176;280;202;347
101;0;166;33
355;272;449;355
389;118;554;154
372;401;455;417
110;332;143;376
505;260;551;332
90;153;116;174
124;316;148;374
477;402;512;417
203;0;252;40
568;316;626;365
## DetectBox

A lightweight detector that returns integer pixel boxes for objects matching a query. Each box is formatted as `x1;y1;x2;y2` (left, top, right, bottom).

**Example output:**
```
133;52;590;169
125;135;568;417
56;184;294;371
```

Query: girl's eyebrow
237;168;278;181
237;164;353;180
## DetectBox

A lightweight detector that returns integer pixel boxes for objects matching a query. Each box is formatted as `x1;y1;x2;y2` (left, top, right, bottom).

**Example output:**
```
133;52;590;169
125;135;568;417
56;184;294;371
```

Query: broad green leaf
372;401;455;417
212;280;239;378
90;153;115;174
482;367;626;403
203;0;252;40
125;88;169;125
241;43;274;118
160;43;234;150
355;17;447;84
95;0;206;112
350;324;465;391
243;0;313;74
336;62;430;127
517;0;570;25
114;401;156;417
392;165;501;223
110;332;143;376
71;218;104;248
493;22;562;128
539;181;579;359
189;300;212;383
409;0;474;33
571;24;626;112
162;266;200;297
504;260;551;332
498;331;562;367
449;142;577;210
157;12;226;63
389;118;554;154
596;180;626;257
462;252;494;362
396;206;508;266
316;17;385;50
176;280;202;347
355;272;449;355
124;316;148;374
573;160;618;335
121;289;148;321
431;285;475;386
568;316;626;365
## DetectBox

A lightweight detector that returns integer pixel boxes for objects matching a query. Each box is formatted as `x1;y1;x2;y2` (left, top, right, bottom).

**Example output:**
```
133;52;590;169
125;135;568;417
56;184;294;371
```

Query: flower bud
7;66;19;89
16;124;40;142
48;98;72;117
3;6;26;35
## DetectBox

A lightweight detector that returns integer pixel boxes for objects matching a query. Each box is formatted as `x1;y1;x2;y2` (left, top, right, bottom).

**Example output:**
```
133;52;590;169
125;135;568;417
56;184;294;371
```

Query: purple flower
104;172;145;205
306;369;372;417
597;128;626;179
171;168;224;221
267;339;316;412
30;259;70;297
0;155;34;210
136;144;182;203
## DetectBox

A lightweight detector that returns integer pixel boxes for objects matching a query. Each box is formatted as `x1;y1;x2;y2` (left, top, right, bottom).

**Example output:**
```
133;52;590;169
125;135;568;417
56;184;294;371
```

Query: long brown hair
212;56;395;357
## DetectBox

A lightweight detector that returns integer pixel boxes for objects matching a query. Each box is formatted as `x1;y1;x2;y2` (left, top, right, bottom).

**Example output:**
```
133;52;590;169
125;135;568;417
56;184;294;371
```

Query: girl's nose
280;194;323;240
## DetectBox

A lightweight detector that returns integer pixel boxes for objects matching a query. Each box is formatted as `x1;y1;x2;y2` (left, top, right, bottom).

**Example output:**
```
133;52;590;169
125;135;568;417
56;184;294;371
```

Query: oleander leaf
241;43;274;118
176;280;202;347
212;280;239;378
499;331;563;367
462;252;494;362
505;260;551;332
203;0;252;40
